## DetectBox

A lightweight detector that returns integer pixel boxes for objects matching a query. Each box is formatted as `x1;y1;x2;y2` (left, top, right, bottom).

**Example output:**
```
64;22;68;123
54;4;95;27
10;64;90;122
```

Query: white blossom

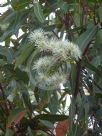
29;29;81;90
29;29;81;61
50;40;69;60
29;29;46;44
49;39;81;61
33;56;54;73
66;42;81;60
29;29;53;52
36;72;66;89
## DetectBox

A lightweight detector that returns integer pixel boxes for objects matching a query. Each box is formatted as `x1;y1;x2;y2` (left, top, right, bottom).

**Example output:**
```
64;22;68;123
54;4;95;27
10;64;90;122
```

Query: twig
47;130;55;136
82;41;92;56
74;40;93;98
52;30;60;39
74;59;82;98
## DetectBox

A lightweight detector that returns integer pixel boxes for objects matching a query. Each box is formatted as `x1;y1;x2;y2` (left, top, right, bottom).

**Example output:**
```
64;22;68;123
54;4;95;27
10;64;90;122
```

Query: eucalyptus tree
0;0;102;136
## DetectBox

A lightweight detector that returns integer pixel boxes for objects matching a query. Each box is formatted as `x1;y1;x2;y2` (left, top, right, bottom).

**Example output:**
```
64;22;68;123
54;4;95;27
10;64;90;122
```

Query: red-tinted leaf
7;110;26;128
56;120;69;136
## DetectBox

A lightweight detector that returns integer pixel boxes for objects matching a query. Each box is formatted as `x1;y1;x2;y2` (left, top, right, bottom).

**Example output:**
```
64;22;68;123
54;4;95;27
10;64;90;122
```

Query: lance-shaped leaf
35;114;68;123
7;108;26;128
76;25;97;53
97;7;102;22
0;46;14;63
15;45;34;68
34;2;45;23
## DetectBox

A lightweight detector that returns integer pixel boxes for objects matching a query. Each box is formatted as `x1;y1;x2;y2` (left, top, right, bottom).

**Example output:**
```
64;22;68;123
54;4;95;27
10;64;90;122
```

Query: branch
74;59;82;98
82;41;92;56
74;41;93;98
52;30;60;39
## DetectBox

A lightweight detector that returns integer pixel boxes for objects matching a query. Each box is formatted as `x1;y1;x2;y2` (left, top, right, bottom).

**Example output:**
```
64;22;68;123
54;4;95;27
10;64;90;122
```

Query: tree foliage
0;0;102;135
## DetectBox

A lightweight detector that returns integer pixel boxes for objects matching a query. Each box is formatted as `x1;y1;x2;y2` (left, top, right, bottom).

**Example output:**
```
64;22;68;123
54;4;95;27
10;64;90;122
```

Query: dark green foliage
0;0;102;135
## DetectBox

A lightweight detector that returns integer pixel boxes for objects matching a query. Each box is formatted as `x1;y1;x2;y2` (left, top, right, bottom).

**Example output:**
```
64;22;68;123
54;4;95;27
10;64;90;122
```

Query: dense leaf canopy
0;0;102;136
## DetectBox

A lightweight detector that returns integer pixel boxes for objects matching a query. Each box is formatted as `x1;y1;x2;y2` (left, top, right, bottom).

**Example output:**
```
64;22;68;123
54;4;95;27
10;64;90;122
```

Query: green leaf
34;2;45;23
0;59;6;66
49;91;59;113
0;30;12;43
96;109;102;119
94;29;102;49
14;68;29;84
15;45;34;68
69;98;76;132
36;91;49;112
82;59;102;77
7;108;26;128
27;49;40;85
97;7;102;22
3;64;29;83
34;87;40;103
36;130;47;136
76;25;97;53
0;46;14;63
91;56;101;67
40;120;54;129
35;114;68;122
74;13;80;27
83;97;90;125
70;63;77;94
22;91;33;116
57;0;68;13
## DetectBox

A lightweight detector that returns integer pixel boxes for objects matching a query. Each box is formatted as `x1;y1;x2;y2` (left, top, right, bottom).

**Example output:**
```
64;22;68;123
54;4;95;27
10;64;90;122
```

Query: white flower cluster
49;39;81;61
35;72;67;89
29;29;45;44
33;56;54;73
29;29;81;90
29;29;81;60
